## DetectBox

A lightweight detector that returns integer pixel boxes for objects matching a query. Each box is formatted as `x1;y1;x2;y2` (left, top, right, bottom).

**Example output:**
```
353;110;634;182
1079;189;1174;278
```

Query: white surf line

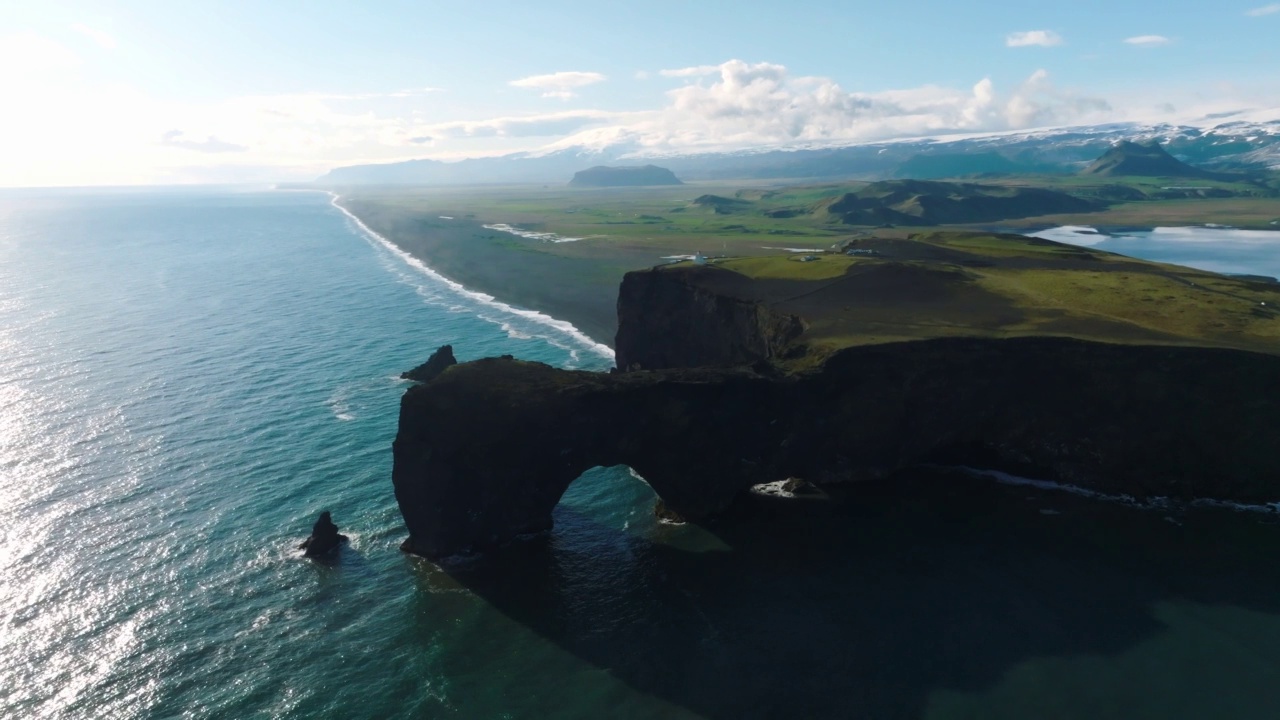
327;193;615;361
760;246;825;253
956;466;1280;515
482;223;585;243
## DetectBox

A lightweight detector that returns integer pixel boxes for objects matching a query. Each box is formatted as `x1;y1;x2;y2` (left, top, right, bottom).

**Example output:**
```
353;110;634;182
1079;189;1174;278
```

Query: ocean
3;189;1280;719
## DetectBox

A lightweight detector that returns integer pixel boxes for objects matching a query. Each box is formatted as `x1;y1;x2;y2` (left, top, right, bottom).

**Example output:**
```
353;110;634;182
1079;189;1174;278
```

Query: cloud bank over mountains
524;60;1113;155
0;21;1276;186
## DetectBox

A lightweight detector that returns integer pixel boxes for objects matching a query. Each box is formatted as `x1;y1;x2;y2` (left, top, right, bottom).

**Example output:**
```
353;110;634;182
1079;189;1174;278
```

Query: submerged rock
299;511;349;557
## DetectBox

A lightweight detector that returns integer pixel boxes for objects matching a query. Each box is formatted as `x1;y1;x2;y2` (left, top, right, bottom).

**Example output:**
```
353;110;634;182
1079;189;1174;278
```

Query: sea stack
299;511;349;557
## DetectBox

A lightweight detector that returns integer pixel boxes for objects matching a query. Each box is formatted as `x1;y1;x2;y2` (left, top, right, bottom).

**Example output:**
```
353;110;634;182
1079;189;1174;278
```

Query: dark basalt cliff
393;333;1280;558
614;266;807;370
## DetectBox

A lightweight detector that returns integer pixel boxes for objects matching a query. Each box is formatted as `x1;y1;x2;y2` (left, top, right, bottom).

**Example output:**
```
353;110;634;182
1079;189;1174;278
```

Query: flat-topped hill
569;164;683;187
629;231;1280;364
817;180;1099;226
1082;141;1219;178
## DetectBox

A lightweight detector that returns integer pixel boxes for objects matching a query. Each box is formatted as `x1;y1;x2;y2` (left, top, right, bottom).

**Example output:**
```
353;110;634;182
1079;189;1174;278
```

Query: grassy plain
674;232;1280;362
336;173;1280;349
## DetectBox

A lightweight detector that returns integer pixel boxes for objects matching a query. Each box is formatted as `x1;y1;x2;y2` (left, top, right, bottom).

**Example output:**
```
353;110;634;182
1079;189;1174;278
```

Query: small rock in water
299;510;349;557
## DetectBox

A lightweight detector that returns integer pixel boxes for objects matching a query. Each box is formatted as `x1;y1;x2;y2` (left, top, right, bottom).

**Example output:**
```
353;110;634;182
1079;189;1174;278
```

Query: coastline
327;192;621;354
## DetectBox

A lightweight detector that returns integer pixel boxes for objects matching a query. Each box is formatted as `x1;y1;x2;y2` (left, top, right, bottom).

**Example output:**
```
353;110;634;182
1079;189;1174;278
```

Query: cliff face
614;267;807;370
393;338;1280;558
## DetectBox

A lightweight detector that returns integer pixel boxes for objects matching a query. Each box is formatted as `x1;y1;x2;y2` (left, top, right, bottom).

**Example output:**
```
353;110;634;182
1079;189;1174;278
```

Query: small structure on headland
299;511;349;557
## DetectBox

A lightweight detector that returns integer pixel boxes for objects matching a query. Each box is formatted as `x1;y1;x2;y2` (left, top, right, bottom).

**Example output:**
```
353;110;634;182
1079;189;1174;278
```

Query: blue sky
3;0;1279;185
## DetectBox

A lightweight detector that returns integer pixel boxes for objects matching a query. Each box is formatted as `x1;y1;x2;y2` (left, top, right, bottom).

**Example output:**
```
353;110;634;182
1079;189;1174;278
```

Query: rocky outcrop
401;344;457;383
299;511;349;557
614;267;807;370
393;339;1280;558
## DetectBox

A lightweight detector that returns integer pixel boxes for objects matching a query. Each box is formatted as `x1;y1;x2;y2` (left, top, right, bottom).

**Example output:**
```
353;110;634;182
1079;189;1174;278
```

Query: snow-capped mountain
316;112;1280;186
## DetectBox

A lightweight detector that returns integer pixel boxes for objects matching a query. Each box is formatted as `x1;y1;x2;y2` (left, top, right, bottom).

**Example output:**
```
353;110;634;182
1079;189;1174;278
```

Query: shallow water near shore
1029;225;1280;279
2;189;1280;719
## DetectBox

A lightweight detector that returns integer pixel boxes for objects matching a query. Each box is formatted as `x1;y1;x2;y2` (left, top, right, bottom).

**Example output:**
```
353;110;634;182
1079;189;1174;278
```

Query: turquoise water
4;190;1280;719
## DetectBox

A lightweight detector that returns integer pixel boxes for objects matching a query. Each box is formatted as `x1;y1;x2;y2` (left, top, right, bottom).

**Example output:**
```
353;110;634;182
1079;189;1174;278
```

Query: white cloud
2;42;1273;187
659;64;724;77
159;130;248;153
535;59;1113;155
1125;35;1172;46
0;31;80;76
421;110;618;139
70;23;117;50
1246;4;1280;16
509;71;606;98
1006;30;1063;48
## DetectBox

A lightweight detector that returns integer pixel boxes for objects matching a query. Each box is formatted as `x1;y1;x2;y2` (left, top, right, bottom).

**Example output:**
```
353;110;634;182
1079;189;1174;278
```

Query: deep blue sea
4;190;1280;719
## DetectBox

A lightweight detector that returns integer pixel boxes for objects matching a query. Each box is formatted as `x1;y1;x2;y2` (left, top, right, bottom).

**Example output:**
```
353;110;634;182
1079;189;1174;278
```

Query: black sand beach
338;195;630;346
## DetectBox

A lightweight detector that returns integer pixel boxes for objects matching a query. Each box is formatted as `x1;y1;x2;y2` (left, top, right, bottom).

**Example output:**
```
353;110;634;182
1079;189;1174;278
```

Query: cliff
392;232;1280;558
614;266;807;370
394;339;1280;558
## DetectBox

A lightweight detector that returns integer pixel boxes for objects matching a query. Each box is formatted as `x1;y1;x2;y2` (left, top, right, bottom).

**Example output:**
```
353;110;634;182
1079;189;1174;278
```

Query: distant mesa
818;179;1098;226
1081;140;1220;179
569;165;683;187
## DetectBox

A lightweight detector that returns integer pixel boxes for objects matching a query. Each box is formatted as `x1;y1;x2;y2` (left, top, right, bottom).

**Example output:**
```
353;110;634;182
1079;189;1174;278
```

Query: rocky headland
392;232;1280;558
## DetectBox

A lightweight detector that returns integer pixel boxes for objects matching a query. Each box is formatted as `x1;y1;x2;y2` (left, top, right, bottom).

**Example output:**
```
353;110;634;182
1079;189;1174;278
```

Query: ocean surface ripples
5;190;1280;719
0;189;642;719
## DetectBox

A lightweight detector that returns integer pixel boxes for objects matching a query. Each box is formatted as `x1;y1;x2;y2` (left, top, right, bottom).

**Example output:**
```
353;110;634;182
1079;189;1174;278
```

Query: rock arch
393;341;1280;559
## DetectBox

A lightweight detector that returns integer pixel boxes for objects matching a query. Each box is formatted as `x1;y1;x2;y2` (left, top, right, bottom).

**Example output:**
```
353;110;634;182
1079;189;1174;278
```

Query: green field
336;173;1280;349
724;234;1279;357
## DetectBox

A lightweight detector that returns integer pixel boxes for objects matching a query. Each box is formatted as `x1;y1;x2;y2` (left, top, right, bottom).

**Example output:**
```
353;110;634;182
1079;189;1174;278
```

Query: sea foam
328;193;614;361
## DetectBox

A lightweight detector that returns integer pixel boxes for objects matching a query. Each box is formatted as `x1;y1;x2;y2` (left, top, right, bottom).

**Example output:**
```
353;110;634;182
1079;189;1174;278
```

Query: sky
3;0;1280;186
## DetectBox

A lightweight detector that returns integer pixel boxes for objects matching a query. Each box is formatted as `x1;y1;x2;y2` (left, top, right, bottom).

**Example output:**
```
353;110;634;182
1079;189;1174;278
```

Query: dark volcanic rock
569;165;683;187
614;267;807;370
401;345;457;383
299;511;349;557
392;340;1280;558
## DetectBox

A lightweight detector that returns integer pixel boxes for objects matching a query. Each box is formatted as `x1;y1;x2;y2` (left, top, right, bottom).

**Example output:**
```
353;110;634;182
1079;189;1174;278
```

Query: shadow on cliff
418;471;1280;719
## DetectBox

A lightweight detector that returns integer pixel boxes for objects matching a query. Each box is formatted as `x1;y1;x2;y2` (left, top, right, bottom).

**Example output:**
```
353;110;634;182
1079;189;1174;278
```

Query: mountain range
316;113;1280;186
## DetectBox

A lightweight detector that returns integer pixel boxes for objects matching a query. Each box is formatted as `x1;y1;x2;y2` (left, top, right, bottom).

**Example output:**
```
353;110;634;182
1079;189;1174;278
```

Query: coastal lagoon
1029;225;1280;280
3;190;1280;719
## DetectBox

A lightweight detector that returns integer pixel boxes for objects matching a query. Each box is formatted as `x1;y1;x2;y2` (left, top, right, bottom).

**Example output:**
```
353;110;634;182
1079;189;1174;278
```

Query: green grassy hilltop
686;232;1280;359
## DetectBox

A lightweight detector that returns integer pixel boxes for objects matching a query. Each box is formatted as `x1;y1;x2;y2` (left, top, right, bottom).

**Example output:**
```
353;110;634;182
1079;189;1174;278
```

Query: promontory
392;231;1280;558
